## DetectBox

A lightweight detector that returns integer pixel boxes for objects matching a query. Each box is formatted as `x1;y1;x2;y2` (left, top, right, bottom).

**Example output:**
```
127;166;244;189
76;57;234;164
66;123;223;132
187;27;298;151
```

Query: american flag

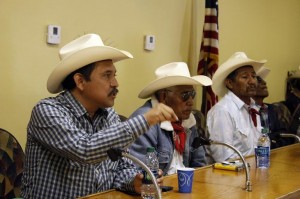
198;0;219;116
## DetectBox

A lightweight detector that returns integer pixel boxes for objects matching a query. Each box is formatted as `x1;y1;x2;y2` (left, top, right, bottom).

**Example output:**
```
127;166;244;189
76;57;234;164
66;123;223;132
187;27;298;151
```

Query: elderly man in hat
253;67;293;149
21;34;178;199
253;66;272;131
285;66;300;135
206;52;266;163
129;62;212;175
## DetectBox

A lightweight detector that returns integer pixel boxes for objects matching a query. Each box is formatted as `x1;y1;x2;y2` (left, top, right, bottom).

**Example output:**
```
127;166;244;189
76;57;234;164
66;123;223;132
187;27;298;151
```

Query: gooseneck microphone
107;148;162;199
279;133;300;143
192;136;252;192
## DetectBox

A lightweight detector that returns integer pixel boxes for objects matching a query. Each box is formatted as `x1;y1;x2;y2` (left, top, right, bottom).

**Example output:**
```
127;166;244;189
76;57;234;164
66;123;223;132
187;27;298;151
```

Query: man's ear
157;91;168;103
225;78;233;90
73;73;85;91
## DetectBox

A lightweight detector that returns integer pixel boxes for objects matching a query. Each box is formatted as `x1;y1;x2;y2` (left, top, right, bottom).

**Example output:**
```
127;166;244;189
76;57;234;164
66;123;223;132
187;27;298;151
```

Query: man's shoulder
35;96;59;107
210;98;236;112
36;91;69;105
268;102;291;116
33;92;81;115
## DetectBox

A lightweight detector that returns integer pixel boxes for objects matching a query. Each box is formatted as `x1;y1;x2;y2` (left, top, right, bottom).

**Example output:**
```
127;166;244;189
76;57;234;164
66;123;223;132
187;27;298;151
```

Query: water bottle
256;128;270;168
141;147;159;199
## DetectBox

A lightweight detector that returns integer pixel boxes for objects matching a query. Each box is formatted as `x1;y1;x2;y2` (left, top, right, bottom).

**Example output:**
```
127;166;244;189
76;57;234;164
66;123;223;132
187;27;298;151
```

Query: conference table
79;144;300;199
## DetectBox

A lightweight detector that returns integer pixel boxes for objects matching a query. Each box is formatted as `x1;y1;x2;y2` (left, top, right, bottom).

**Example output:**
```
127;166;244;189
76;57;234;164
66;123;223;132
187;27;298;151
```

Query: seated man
21;34;178;199
129;62;212;175
285;66;300;134
207;52;266;162
253;67;293;148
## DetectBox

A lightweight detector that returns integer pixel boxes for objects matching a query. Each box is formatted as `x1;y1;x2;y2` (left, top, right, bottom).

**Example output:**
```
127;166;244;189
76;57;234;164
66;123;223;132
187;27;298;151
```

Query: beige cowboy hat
47;33;133;94
138;62;212;99
290;65;300;78
212;52;267;98
257;66;270;79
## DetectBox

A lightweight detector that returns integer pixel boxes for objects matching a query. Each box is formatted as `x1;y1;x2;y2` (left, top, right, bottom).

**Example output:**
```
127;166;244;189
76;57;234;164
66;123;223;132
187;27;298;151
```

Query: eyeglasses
165;90;196;102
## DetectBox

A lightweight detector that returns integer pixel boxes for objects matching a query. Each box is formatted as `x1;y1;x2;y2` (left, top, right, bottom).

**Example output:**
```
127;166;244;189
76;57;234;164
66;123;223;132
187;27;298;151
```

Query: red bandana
171;121;186;154
249;108;260;127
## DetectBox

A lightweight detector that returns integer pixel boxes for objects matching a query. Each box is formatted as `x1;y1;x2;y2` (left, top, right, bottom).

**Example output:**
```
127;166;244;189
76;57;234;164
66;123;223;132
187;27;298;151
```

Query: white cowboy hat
47;33;133;94
257;66;270;79
212;52;267;98
138;62;212;99
290;65;300;78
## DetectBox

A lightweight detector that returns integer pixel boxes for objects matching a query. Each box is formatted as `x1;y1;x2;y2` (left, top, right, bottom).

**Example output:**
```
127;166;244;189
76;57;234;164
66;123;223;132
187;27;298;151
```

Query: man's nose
111;77;119;87
186;96;194;105
249;76;257;84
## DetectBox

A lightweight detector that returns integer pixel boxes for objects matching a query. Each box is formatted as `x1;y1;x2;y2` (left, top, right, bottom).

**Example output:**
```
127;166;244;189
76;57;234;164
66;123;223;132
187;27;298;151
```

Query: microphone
192;136;252;192
107;148;162;199
192;136;211;148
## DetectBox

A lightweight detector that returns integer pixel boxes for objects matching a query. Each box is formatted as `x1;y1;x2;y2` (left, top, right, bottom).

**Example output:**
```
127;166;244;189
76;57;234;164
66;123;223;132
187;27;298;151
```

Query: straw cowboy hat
138;62;212;99
47;33;133;94
290;65;300;78
212;52;267;98
257;66;270;79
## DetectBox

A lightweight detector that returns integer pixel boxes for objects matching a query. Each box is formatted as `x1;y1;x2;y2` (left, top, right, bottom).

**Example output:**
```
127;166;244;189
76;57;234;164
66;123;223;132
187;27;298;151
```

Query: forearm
29;103;149;164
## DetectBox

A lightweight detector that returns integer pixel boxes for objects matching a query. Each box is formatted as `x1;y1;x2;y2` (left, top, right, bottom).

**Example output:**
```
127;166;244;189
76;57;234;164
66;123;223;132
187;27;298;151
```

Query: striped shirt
21;91;149;198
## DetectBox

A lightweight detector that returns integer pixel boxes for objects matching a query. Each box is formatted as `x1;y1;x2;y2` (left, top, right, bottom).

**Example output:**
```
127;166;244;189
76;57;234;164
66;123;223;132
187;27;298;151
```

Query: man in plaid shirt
21;34;178;199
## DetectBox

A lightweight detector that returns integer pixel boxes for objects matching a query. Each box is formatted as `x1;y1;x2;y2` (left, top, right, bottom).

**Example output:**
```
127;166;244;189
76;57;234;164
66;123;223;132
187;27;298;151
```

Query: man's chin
108;101;115;107
248;91;257;96
102;100;115;108
181;113;191;120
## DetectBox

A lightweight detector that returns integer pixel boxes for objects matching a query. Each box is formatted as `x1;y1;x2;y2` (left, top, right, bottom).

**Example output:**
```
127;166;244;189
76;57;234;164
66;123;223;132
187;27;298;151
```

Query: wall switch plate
144;35;155;51
47;25;61;44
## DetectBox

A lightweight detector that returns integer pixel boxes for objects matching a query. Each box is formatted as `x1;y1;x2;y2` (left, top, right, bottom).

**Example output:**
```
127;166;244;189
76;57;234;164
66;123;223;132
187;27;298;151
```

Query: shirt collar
58;90;108;118
255;103;268;110
227;91;257;111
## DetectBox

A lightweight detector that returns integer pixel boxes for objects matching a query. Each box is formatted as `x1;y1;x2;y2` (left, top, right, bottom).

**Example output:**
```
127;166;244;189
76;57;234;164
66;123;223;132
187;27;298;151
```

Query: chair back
290;104;300;135
0;128;25;198
192;109;207;138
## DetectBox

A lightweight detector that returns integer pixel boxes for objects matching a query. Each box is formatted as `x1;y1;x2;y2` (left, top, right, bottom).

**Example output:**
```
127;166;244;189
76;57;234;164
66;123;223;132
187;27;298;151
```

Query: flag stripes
198;0;219;116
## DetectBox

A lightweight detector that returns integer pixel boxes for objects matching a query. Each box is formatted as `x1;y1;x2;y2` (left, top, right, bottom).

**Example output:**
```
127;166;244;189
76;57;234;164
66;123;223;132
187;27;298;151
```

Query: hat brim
212;60;266;98
257;66;270;79
138;75;212;99
47;46;133;94
290;66;300;78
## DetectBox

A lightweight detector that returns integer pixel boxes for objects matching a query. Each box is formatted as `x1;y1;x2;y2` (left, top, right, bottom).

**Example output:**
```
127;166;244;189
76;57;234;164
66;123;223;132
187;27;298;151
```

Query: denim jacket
128;98;207;175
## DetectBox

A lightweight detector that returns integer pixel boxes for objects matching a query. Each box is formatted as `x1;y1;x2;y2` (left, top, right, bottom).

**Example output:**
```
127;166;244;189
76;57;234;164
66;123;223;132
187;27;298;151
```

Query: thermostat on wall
144;35;155;51
47;25;61;44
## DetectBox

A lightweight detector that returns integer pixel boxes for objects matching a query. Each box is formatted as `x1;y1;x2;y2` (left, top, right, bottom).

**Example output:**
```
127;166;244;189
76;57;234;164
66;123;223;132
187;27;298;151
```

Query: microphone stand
193;137;252;192
279;133;300;143
107;148;162;199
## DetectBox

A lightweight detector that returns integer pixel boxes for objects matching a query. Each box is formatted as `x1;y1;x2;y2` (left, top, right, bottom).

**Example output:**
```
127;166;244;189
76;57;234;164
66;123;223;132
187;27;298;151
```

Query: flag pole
201;57;208;118
198;0;219;132
201;53;211;130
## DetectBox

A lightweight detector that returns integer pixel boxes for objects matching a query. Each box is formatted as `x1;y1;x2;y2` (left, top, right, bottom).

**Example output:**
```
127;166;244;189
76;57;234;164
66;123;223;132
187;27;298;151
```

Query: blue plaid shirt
21;91;149;199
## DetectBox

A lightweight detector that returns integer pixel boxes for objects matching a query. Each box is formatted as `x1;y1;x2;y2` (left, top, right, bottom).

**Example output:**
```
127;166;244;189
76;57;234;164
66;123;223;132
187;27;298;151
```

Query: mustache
109;88;119;96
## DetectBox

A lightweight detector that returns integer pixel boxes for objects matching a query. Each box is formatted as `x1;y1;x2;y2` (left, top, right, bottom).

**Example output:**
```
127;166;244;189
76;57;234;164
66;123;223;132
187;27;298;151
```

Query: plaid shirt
21;91;149;199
